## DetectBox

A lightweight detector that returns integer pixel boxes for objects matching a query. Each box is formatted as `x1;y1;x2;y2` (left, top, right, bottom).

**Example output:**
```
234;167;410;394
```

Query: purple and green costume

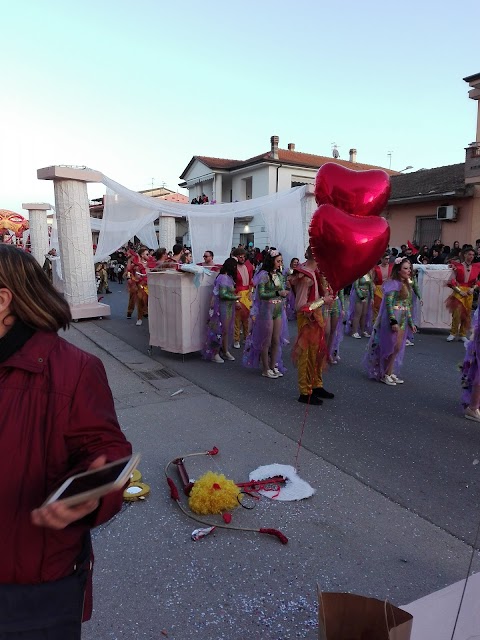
202;273;237;360
461;309;480;408
243;270;289;372
364;280;414;380
345;275;374;335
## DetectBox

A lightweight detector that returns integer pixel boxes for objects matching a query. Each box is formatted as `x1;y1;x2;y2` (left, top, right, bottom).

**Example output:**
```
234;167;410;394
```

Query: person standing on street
364;257;417;386
0;244;132;639
232;247;253;349
446;248;480;342
290;247;334;404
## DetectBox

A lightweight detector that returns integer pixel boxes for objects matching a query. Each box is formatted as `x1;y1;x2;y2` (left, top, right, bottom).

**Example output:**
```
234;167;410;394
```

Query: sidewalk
65;322;475;640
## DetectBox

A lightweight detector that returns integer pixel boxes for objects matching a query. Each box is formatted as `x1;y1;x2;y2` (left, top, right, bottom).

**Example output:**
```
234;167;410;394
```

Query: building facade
179;136;396;249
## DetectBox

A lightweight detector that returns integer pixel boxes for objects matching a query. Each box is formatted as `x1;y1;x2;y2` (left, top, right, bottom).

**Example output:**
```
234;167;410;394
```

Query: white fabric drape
92;174;306;265
257;187;306;267
189;213;234;264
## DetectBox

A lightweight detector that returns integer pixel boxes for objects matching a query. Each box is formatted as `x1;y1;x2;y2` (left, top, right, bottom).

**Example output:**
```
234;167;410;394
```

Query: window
414;217;442;248
240;233;254;247
243;177;253;200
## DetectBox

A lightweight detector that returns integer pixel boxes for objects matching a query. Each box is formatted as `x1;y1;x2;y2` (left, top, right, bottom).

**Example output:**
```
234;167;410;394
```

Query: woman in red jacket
0;244;132;639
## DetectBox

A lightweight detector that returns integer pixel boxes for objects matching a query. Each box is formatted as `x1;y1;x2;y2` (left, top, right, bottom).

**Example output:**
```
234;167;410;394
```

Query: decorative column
37;166;110;320
22;202;51;265
158;215;176;249
214;173;223;203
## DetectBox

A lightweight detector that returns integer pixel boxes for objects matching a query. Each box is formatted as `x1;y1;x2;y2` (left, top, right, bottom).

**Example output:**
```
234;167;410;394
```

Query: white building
179;135;394;248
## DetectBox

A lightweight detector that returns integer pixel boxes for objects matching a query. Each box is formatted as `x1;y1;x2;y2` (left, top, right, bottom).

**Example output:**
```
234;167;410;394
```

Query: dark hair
138;246;149;257
173;243;183;255
390;257;411;281
204;250;213;259
232;247;246;257
0;244;71;331
290;257;299;267
262;252;282;274
220;257;238;279
154;247;167;260
391;248;398;256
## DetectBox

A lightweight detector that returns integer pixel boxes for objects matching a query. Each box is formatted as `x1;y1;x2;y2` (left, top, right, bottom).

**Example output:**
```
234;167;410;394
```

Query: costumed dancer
372;252;392;322
126;246;155;325
243;250;289;379
405;273;422;346
290;247;334;404
327;288;345;364
232;248;253;349
446;247;480;342
364;257;416;386
346;273;374;339
285;257;300;321
202;258;239;363
461;308;480;422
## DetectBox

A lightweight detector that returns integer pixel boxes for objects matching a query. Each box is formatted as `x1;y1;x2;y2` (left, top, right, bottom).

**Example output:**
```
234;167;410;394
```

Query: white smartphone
42;454;141;507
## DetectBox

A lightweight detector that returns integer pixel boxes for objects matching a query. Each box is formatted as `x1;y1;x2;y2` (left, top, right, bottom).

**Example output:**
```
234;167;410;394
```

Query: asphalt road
91;281;480;547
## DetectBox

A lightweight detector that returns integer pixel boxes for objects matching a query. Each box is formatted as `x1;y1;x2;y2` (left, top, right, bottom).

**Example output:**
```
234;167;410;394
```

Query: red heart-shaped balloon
309;204;390;293
315;163;391;217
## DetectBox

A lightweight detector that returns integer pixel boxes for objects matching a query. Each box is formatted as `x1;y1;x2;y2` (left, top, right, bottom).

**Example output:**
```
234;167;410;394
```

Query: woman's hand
412;325;418;334
279;290;288;298
31;455;107;530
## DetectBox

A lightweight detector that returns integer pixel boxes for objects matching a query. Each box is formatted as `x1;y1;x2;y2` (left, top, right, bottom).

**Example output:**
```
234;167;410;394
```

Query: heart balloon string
294;395;313;471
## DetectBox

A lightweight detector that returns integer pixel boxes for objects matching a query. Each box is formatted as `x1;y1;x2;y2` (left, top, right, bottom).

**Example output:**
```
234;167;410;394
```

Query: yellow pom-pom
188;471;241;515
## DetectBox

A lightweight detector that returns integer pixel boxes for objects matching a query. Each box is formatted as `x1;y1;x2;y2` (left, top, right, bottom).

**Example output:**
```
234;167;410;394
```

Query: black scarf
0;319;36;364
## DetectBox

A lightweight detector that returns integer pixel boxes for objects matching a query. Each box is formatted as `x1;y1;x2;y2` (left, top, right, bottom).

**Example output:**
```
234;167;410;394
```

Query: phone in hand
42;454;140;508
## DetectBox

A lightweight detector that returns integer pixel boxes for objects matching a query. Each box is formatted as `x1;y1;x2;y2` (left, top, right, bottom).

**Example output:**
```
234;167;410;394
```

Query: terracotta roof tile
389;164;467;201
188;149;396;176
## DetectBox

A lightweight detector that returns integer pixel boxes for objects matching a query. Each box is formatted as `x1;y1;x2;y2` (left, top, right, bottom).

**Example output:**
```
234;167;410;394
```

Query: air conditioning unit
437;205;457;220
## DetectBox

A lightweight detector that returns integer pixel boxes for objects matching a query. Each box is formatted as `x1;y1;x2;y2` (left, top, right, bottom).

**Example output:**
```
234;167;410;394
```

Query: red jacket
0;331;132;618
448;263;480;288
235;260;253;292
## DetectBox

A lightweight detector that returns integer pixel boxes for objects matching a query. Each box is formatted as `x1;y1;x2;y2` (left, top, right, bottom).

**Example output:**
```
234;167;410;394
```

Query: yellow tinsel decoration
188;471;242;515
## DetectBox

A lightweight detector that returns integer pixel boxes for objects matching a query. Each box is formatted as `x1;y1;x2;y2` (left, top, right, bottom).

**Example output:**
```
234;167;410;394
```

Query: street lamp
399;166;413;172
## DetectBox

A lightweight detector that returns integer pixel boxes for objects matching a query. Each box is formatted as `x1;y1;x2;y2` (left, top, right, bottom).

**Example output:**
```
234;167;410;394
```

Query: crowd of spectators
390;239;480;265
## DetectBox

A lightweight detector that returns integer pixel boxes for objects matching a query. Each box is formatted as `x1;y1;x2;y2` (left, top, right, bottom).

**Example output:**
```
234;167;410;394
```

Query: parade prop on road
309;163;391;294
164;446;315;544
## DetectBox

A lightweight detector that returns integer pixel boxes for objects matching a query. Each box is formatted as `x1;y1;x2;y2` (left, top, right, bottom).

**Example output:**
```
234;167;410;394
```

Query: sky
1;0;479;215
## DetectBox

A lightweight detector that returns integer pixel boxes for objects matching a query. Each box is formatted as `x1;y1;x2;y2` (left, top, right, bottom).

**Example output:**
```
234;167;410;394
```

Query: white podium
414;265;452;330
147;269;216;354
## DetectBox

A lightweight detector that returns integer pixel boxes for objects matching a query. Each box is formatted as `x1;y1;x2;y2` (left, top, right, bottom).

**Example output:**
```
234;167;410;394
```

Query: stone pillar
22;202;51;265
158;215;176;250
37;166;110;320
214;173;223;203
